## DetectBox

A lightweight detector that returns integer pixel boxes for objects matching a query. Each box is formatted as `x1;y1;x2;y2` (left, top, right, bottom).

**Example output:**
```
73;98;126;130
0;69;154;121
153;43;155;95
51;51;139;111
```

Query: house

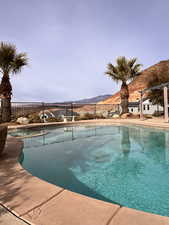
128;99;163;115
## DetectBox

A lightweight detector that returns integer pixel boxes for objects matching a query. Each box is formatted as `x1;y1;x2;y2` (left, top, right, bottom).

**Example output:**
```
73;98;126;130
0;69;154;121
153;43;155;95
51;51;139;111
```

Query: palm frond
12;53;28;74
105;56;142;83
0;41;28;99
128;58;137;68
0;42;28;75
0;42;16;73
116;56;126;67
107;63;118;74
130;63;143;77
105;63;122;83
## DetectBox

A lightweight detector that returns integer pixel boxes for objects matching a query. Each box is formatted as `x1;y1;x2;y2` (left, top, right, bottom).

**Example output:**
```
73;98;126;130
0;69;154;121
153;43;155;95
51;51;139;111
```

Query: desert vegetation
0;42;28;122
105;56;142;114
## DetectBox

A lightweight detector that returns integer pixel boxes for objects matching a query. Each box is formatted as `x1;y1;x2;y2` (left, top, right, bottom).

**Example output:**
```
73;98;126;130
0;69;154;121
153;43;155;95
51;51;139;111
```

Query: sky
0;0;169;102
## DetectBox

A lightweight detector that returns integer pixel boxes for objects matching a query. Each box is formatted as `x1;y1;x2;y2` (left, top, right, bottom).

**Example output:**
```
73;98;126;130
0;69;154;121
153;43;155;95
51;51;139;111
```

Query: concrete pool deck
7;117;169;130
2;118;169;224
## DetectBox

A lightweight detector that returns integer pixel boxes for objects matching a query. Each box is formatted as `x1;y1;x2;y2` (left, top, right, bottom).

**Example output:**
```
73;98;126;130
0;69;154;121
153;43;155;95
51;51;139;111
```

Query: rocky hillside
99;60;169;104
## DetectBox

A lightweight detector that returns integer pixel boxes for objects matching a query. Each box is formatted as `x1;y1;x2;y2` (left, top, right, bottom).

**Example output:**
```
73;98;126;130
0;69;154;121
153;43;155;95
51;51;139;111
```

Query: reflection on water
18;126;120;148
18;125;169;217
121;126;131;157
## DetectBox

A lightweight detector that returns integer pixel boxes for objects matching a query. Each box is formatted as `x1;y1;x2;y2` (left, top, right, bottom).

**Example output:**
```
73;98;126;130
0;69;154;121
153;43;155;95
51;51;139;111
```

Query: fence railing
0;101;165;124
2;102;121;123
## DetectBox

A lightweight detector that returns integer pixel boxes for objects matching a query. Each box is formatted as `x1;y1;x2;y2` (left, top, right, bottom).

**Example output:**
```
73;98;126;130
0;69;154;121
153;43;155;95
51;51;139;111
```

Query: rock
112;114;120;118
121;113;131;119
16;117;29;125
130;113;140;119
144;114;152;119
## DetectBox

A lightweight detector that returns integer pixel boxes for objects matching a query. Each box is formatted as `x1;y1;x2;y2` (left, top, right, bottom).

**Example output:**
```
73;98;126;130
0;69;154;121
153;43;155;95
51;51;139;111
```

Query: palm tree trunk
0;75;12;123
0;125;7;155
1;97;11;122
120;82;129;114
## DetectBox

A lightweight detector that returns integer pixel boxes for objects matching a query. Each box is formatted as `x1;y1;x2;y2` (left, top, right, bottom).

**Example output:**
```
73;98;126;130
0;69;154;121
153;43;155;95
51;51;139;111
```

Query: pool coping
8;118;169;130
2;119;169;225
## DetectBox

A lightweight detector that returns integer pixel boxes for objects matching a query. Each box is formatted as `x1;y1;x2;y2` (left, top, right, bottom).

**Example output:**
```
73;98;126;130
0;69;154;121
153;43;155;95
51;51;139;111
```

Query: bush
95;113;106;119
28;113;42;123
75;116;81;121
153;111;164;117
144;114;152;119
46;117;62;122
0;126;7;155
130;113;140;119
74;113;105;121
80;113;95;120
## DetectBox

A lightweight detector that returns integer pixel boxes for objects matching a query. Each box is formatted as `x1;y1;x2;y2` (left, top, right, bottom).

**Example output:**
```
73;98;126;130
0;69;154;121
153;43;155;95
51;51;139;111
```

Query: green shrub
0;126;7;155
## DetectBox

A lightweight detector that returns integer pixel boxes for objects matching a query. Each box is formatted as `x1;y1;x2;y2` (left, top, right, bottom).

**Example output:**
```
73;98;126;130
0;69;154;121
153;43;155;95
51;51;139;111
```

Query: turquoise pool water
17;125;169;216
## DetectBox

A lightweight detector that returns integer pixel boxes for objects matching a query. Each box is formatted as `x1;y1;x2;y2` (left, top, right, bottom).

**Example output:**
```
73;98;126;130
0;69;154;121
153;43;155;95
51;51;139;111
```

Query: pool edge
2;120;169;225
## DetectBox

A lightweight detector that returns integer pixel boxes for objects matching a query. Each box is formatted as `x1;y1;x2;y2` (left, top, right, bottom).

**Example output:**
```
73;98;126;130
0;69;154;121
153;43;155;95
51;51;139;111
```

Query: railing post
63;115;67;123
42;102;45;123
95;104;97;119
164;86;168;123
140;91;144;121
65;105;68;119
71;103;73;119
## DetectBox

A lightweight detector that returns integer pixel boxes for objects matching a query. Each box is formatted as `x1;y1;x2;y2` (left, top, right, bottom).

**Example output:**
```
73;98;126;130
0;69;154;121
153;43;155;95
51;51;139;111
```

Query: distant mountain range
57;95;111;104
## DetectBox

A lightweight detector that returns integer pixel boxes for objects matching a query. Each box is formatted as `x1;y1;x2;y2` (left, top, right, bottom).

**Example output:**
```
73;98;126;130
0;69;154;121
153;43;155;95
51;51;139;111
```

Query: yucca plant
0;42;28;122
105;56;142;114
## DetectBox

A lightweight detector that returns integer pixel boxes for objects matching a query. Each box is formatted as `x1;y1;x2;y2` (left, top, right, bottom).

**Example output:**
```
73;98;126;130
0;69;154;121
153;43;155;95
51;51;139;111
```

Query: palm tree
0;42;28;122
105;56;142;114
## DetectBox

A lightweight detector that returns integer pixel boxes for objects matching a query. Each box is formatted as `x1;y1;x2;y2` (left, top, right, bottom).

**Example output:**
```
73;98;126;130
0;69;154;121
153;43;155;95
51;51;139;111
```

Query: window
147;105;150;110
131;108;133;112
41;115;47;119
143;105;146;110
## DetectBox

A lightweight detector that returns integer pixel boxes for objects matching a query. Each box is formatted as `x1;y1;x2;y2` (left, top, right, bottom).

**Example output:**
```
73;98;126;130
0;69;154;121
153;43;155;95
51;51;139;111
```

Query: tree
0;42;28;122
105;56;142;114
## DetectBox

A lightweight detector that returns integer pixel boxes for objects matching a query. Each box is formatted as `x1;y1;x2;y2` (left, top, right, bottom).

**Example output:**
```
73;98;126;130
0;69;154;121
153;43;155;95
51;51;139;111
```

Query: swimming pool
15;125;169;217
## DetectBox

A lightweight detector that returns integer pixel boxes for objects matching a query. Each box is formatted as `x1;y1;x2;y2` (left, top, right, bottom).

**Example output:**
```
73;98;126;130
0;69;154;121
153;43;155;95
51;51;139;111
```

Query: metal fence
4;102;121;123
0;101;165;124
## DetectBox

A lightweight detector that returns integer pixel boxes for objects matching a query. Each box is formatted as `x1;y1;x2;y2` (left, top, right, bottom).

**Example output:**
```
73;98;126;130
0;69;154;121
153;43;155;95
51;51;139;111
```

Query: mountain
56;95;111;104
99;60;169;104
